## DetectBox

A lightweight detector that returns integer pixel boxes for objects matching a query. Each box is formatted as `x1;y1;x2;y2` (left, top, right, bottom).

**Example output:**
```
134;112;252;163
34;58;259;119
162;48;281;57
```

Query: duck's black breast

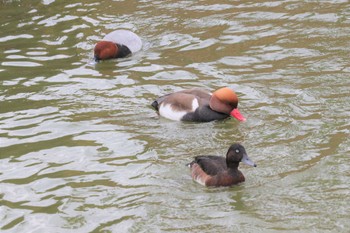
116;44;132;58
181;105;229;122
194;155;227;176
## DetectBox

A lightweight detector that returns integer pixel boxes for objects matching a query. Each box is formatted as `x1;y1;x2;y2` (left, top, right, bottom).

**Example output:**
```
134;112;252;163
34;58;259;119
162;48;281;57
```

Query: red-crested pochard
94;30;142;61
151;87;246;122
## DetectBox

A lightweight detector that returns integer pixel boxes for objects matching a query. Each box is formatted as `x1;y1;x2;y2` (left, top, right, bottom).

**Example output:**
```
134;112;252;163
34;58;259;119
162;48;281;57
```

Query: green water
0;0;349;232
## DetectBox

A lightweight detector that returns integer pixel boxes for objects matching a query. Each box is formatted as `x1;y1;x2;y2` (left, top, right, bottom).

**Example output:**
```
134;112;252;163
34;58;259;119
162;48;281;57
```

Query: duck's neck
226;161;239;169
209;94;233;115
115;43;132;58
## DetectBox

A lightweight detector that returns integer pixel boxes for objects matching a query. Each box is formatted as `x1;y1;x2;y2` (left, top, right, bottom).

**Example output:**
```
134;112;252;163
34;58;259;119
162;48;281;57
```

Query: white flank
194;176;206;186
192;163;207;186
191;98;199;111
159;104;187;121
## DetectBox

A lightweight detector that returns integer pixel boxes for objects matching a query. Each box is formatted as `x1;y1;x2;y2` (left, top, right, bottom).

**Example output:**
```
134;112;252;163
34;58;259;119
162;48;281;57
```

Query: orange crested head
210;87;246;121
212;87;238;107
94;41;118;61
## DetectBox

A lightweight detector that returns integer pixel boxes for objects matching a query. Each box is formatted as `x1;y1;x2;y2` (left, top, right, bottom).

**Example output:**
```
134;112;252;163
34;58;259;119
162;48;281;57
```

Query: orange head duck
94;30;142;61
151;87;246;122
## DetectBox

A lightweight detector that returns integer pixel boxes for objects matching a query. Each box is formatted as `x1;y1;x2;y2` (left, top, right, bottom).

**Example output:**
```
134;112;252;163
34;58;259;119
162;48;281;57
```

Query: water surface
0;0;349;232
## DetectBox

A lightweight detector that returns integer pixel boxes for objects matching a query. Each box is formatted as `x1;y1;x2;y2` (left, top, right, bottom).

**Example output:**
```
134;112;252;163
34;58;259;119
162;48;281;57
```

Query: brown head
209;87;246;121
94;41;118;61
226;143;256;168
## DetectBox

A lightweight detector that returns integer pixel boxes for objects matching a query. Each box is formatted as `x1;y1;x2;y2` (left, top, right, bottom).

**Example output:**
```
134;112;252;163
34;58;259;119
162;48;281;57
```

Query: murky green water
1;0;349;232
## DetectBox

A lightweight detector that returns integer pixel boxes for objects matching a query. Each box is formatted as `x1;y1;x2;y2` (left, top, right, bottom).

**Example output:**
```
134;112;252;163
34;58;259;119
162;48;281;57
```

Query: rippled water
1;0;350;232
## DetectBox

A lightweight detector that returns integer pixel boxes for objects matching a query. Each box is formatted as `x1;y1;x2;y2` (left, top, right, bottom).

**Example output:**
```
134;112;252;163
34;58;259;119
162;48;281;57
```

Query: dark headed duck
188;143;256;187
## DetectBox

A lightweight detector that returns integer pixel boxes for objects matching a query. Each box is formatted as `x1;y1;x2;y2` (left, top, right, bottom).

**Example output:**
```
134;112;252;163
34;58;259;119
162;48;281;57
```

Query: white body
102;30;142;53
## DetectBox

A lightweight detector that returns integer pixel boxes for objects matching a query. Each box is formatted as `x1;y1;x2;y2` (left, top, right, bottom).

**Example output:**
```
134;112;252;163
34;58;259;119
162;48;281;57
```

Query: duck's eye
235;149;240;153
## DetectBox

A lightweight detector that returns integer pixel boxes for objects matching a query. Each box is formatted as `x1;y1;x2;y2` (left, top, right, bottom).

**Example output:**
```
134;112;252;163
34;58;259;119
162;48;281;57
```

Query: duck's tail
151;93;172;111
151;100;159;110
186;161;195;168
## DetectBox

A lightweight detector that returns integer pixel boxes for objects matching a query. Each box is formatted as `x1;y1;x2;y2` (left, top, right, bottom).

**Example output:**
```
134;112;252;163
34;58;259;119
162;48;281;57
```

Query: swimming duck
94;30;142;61
151;87;246;122
187;143;256;187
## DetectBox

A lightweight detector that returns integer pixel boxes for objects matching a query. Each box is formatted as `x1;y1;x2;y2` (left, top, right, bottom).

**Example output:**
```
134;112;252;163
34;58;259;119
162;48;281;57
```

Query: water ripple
1;0;350;232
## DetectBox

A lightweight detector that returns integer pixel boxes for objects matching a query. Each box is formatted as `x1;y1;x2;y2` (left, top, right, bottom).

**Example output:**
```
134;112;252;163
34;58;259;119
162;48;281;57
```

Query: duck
187;143;256;187
94;29;142;61
151;87;246;122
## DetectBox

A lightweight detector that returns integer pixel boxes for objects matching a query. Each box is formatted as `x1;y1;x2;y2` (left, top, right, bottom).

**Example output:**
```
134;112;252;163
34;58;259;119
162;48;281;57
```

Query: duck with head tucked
94;30;142;61
151;87;246;122
187;143;256;187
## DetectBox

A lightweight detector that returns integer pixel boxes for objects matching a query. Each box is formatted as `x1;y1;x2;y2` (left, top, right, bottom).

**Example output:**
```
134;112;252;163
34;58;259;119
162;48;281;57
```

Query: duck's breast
103;30;142;53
